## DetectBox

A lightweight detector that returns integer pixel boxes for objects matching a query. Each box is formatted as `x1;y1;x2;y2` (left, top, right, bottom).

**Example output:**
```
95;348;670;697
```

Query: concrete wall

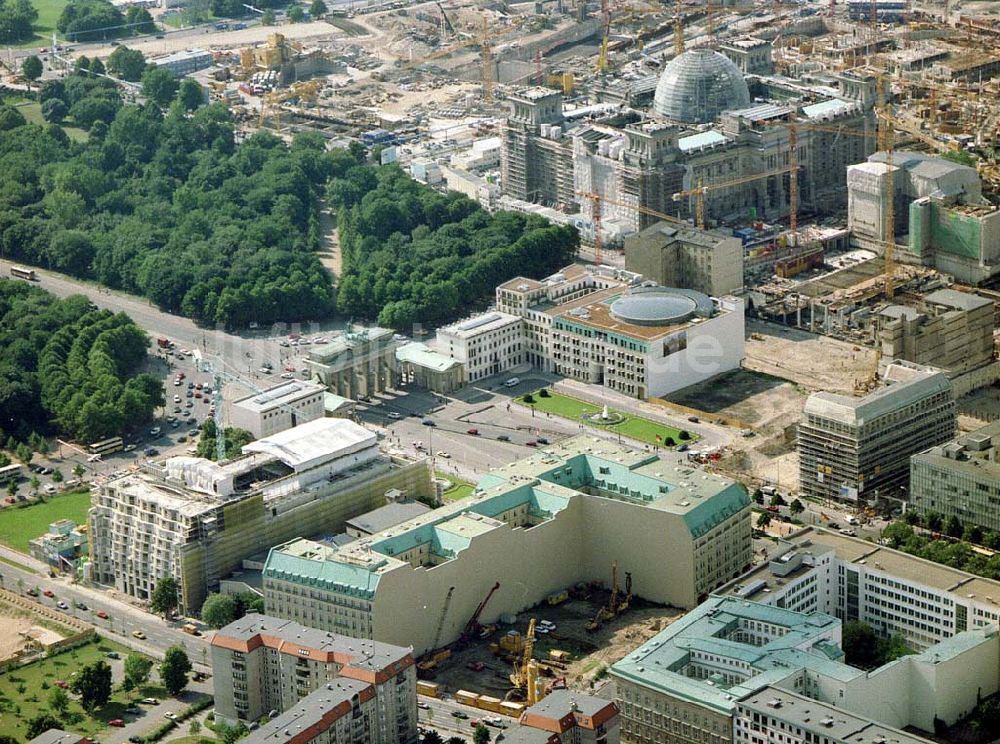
647;297;746;399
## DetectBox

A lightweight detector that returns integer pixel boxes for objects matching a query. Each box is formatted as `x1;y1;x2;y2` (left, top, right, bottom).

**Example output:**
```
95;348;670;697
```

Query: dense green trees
150;577;178;617
0;282;161;444
58;0;127;42
196;420;254;460
0;75;335;328
881;520;1000;581
309;0;327;16
201;590;263;627
21;55;42;88
71;660;113;711
142;66;178;107
107;46;147;81
330;164;579;329
0;0;38;43
842;620;914;670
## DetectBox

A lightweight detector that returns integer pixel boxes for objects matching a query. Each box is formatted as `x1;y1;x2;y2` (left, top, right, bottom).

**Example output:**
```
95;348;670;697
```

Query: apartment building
519;690;620;744
263;435;752;654
719;526;1000;651
435;312;524;383
733;687;933;744
910;421;1000;531
229;380;326;439
210;614;417;744
798;361;956;503
610;594;999;744
89;419;433;613
624;223;745;297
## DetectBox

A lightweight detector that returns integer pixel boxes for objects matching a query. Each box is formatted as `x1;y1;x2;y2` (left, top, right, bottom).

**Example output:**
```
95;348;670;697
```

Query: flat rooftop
438;311;522;338
738;686;932;744
244;679;370;744
718;527;1000;605
232;380;324;413
211;615;412;672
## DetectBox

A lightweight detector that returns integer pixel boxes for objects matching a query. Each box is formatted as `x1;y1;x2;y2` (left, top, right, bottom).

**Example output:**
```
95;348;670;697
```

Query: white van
504;378;520;387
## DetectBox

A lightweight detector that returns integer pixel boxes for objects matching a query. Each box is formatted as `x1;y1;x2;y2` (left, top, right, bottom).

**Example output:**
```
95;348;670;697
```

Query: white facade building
719;526;1000;651
229;380;326;438
435;312;525;383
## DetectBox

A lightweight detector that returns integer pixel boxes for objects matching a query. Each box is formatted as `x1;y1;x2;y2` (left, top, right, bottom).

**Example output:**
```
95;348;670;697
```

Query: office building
909;198;1000;284
150;48;213;76
305;328;398;400
733;687;933;744
492;264;745;399
719;526;1000;651
89;419;433;613
798;361;955;503
610;594;999;744
624;223;744;297
519;690;620;744
211;614;416;743
263;435;751;653
847;151;981;246
435;312;525;383
344;500;430;539
910;421;1000;531
877;289;994;377
229;380;326;439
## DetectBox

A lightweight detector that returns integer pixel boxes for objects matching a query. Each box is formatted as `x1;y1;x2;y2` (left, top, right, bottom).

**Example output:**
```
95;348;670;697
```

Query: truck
157;337;170;349
182;623;200;636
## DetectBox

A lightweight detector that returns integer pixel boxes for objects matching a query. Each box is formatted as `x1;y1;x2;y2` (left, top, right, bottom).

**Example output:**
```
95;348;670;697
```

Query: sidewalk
0;544;47;574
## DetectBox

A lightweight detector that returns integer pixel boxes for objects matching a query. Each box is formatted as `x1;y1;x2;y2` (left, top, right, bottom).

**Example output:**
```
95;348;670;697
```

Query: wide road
0;557;212;667
418;694;512;739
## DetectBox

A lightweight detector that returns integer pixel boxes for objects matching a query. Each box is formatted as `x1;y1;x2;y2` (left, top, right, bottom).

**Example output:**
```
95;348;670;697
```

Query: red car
109;719;124;727
54;680;68;689
96;610;109;619
525;441;538;448
467;428;479;436
176;372;185;380
766;505;780;513
43;589;55;598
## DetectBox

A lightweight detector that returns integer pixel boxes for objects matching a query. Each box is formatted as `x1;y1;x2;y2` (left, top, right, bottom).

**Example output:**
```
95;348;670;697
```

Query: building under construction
261;435;752;656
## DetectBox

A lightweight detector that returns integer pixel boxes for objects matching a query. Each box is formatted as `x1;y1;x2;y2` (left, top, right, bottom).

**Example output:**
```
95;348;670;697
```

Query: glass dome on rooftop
652;48;751;124
610;288;713;327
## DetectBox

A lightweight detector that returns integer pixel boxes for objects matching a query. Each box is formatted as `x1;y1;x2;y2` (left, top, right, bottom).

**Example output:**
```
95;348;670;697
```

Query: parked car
421;419;435;426
43;589;55;598
141;698;158;705
467;428;479;435
26;588;39;597
149;427;161;436
436;451;450;458
536;437;549;445
451;711;468;719
104;648;118;656
525;441;538;448
164;712;177;720
497;434;510;442
97;611;110;620
74;601;87;610
387;412;401;419
504;378;520;387
109;719;125;727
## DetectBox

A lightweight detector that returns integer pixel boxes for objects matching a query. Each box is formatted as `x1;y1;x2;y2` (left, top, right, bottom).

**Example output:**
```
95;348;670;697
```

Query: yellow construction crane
671;166;796;230
577;190;692;264
876;76;895;299
509;617;536;691
258;80;320;129
402;15;507;102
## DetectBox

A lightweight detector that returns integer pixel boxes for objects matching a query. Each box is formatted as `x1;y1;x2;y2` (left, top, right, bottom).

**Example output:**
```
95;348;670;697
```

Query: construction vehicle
461;581;501;644
587;561;630;632
546;589;569;606
509;618;536;691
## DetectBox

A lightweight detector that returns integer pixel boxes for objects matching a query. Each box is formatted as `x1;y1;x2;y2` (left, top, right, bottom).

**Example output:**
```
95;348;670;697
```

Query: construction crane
509;617;536;690
403;15;506;103
258;80;321;129
671;166;797;230
461;581;500;644
877;76;896;300
577;189;691;264
436;1;456;39
587;562;628;632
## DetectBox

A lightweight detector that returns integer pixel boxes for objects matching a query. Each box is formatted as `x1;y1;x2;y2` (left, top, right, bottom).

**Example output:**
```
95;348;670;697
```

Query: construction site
412;564;683;707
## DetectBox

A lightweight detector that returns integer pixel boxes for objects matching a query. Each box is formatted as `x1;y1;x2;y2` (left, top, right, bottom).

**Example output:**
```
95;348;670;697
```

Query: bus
10;266;36;281
0;463;23;484
88;437;124;456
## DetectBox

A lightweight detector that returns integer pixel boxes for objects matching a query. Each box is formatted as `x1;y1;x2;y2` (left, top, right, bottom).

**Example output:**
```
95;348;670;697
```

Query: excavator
416;581;500;676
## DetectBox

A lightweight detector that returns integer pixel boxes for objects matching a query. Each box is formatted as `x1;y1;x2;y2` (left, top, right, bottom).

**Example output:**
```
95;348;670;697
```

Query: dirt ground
0;614;38;663
743;320;878;394
957;385;1000;427
429;594;683;698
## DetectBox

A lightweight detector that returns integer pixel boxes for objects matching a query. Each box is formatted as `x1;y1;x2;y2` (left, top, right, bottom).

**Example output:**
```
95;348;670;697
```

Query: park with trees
330;163;579;329
0;281;163;445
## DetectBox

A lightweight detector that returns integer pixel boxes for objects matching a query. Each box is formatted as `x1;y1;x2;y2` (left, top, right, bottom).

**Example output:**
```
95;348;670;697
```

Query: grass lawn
15;101;89;142
517;390;697;448
435;471;475;502
170;737;216;744
9;0;70;48
0;637;156;741
0;490;90;554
